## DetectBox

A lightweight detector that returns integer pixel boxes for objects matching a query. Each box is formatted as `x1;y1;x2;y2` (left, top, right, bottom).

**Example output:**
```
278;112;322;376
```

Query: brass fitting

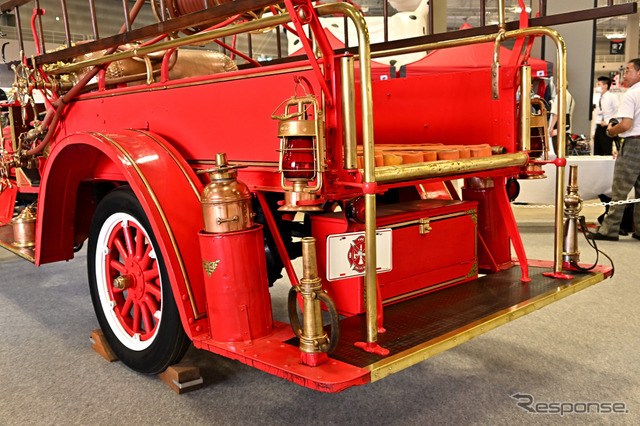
113;275;133;290
562;165;582;265
288;237;340;363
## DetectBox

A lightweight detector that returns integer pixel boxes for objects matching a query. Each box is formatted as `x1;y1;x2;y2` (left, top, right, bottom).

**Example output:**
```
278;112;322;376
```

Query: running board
194;262;611;392
0;223;35;263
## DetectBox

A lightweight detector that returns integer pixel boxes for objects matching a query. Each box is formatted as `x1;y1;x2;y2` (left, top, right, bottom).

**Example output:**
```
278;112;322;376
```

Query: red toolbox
311;199;478;316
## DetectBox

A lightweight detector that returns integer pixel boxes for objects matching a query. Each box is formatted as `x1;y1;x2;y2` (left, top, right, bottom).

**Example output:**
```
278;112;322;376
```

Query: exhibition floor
0;205;638;424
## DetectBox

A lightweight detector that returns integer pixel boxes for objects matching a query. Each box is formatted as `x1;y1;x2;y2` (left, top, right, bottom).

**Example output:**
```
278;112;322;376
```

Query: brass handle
216;215;239;225
287;286;341;354
316;291;340;354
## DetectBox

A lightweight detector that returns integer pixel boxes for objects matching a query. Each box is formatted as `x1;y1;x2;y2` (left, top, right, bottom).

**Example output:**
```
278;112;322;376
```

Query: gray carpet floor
1;207;638;425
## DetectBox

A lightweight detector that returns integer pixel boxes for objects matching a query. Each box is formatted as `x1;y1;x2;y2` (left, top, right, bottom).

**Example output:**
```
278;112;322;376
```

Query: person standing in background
589;59;640;241
593;76;619;155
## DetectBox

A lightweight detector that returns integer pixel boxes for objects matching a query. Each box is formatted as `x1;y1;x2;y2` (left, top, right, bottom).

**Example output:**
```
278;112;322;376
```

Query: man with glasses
589;59;640;241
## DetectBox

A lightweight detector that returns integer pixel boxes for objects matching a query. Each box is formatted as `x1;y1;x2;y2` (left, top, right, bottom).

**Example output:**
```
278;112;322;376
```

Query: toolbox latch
419;218;432;235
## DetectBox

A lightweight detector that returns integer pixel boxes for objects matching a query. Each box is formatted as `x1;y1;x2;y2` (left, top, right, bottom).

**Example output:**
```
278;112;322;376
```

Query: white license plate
326;229;392;281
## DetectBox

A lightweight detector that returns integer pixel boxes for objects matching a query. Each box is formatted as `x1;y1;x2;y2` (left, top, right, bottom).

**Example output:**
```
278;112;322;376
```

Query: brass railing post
520;64;532;152
505;27;566;275
318;3;379;346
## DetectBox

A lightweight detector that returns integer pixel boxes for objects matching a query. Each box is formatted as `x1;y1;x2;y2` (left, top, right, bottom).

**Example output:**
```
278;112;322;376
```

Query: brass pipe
373;152;529;183
46;11;296;74
340;56;357;170
491;30;505;100
505;27;566;274
364;192;377;343
520;64;532;151
498;0;506;30
371;33;499;60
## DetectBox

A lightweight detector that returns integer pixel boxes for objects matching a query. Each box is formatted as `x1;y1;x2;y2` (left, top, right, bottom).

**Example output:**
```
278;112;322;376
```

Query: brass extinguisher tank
200;153;253;233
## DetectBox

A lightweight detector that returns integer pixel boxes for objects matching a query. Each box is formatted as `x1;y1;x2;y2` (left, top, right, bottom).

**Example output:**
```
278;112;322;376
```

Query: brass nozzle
568;164;578;191
301;237;319;281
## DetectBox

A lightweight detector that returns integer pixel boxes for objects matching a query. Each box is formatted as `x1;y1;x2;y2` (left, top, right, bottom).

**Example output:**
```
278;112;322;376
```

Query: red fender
36;130;208;338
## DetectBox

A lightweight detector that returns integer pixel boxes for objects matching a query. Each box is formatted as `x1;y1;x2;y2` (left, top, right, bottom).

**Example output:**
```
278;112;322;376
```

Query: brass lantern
272;94;325;212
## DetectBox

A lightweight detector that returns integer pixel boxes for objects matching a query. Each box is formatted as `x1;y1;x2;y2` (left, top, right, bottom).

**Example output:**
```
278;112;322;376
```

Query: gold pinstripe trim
367;271;606;382
86;132;205;320
128;129;202;202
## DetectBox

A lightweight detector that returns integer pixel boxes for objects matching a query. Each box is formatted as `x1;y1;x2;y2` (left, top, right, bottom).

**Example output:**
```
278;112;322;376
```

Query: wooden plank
20;0;637;67
32;0;280;66
241;2;639;68
0;0;30;14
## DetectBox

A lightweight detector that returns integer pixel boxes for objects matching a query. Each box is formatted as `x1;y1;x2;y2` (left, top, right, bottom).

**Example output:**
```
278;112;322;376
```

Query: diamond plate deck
288;264;609;379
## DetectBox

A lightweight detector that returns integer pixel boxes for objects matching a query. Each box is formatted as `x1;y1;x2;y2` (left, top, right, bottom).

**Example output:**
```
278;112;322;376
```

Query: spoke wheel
88;187;189;374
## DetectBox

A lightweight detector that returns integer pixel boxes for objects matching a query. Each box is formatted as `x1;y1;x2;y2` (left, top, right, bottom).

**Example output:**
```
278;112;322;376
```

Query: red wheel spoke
145;296;159;316
135;231;145;260
121;297;133;317
143;268;159;283
140;303;154;333
123;224;135;256
109;260;126;274
140;244;153;270
132;303;141;332
114;238;128;261
147;282;162;301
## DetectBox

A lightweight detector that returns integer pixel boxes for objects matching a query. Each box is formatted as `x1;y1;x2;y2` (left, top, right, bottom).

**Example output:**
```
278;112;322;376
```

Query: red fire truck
0;0;630;392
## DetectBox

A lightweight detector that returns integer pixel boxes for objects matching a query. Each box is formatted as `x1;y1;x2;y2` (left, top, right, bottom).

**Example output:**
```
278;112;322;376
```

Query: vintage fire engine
0;0;630;392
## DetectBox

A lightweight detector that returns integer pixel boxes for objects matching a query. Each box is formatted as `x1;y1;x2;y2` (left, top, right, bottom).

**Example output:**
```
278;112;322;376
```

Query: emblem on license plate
326;230;392;281
347;235;366;273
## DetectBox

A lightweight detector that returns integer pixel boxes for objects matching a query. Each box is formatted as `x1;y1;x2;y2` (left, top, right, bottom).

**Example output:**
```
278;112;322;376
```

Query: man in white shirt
590;59;640;241
548;88;575;155
593;76;619;155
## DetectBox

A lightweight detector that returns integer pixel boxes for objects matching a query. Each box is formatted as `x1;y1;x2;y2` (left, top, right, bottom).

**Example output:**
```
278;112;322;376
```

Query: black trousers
593;124;614;155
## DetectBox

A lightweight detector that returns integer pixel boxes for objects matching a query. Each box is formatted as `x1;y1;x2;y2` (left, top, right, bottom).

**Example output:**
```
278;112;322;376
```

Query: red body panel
60;66;322;164
356;67;519;150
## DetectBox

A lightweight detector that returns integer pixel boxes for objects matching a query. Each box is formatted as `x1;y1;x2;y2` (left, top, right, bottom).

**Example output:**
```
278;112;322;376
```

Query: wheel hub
113;275;133;290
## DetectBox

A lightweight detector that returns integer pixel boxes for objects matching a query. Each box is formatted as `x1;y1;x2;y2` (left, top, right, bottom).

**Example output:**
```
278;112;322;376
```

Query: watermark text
511;393;629;416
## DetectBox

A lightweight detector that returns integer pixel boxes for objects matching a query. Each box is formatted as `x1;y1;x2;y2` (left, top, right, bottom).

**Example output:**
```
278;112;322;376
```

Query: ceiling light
604;29;626;39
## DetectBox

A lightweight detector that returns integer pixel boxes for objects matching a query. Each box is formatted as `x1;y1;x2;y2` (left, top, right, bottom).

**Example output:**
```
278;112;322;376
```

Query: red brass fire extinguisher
197;153;273;343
